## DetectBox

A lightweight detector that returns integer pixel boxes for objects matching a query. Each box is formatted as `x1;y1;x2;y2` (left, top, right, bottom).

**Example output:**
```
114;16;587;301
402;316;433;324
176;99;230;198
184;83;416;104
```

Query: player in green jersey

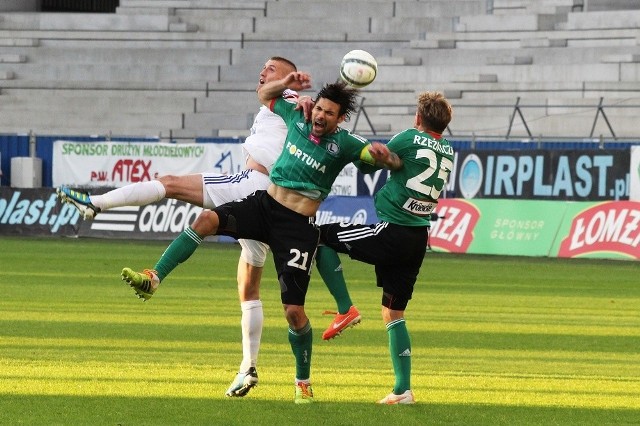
121;70;402;403
318;91;454;404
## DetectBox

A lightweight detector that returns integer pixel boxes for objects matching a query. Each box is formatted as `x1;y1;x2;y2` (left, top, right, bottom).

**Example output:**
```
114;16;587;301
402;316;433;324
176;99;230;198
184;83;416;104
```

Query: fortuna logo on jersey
402;198;436;216
286;141;327;172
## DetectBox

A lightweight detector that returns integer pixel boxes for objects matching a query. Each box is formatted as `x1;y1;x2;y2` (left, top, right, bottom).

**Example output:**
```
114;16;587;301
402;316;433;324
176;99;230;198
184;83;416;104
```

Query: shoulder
272;97;303;123
389;128;416;142
335;127;369;145
255;106;285;125
385;128;415;152
273;96;300;112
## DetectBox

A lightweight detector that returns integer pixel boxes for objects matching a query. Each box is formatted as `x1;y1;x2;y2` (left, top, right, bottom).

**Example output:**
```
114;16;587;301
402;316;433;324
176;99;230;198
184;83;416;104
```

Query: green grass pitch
1;236;639;425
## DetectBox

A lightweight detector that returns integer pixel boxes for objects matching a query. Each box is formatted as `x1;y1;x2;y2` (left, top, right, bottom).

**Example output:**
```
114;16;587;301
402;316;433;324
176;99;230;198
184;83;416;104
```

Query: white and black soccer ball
339;50;378;89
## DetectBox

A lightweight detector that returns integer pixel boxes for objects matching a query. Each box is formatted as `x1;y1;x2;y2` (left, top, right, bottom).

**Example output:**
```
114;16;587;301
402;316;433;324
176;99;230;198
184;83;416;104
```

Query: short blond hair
417;91;452;133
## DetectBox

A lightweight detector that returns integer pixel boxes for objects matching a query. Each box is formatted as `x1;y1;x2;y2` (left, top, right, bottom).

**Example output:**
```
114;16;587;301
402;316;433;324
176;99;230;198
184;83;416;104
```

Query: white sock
239;300;263;372
91;180;166;210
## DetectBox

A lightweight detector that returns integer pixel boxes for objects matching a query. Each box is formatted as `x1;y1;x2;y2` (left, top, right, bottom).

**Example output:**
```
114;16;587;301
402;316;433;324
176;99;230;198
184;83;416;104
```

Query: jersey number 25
406;149;453;200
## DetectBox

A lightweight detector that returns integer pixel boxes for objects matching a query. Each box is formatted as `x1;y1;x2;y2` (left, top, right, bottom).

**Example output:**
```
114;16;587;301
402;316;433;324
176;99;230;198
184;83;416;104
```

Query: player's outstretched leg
316;246;362;340
225;367;259;397
322;305;362;340
121;268;159;301
56;186;101;220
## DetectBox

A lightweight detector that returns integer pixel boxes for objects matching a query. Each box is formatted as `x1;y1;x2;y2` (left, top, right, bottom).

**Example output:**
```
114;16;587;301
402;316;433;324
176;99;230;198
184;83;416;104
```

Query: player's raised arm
367;142;403;171
258;71;312;107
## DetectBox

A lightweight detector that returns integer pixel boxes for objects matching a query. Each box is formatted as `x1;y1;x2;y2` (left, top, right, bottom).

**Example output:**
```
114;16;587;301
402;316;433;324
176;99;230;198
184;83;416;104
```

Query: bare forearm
258;71;312;106
258;80;288;106
367;141;403;171
376;152;403;170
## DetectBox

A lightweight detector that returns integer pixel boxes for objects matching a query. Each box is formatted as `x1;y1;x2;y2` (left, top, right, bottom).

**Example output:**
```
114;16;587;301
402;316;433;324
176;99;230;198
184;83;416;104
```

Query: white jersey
202;90;298;266
242;89;298;173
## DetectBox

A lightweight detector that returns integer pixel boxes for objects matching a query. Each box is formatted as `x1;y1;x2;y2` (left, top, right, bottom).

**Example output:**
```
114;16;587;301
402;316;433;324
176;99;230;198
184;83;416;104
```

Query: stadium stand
0;0;639;140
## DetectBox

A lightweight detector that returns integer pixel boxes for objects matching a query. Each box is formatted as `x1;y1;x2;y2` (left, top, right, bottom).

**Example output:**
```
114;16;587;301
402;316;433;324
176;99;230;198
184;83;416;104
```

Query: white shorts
201;169;271;267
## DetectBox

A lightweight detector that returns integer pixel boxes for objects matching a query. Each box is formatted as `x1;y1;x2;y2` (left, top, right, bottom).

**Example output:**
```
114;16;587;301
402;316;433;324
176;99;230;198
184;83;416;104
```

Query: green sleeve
271;97;301;123
354;159;381;174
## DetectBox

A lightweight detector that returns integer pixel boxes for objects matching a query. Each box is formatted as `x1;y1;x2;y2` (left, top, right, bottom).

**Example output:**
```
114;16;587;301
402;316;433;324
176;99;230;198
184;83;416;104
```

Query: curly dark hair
314;81;359;120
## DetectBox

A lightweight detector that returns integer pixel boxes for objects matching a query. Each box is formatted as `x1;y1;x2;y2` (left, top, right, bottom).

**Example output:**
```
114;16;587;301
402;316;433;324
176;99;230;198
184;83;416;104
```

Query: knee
381;306;392;323
283;305;307;330
191;209;219;236
381;306;404;324
157;175;180;193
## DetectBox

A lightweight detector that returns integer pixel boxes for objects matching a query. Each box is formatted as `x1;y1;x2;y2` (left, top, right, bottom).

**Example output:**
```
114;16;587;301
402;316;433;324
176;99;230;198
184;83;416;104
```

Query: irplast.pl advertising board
454;149;631;201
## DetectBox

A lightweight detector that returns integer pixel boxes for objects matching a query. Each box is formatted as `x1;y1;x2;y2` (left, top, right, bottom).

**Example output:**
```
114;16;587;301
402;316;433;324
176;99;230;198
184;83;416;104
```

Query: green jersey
375;128;454;226
269;97;374;200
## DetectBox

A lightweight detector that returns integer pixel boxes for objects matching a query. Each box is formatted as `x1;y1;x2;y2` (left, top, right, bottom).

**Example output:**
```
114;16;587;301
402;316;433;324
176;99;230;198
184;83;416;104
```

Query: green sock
288;321;312;381
153;227;202;281
316;246;353;314
387;318;411;394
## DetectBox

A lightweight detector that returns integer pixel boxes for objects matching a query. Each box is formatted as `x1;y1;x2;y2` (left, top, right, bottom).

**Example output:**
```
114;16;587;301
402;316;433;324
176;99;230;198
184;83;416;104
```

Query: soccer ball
339;50;378;88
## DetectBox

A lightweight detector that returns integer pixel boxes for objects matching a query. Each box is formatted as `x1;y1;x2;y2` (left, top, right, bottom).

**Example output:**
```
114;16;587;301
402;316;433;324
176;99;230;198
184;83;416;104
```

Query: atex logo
558;201;640;259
